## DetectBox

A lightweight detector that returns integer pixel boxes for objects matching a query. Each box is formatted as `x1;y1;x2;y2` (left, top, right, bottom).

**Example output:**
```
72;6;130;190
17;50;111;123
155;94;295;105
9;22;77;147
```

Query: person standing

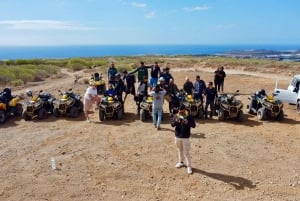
107;62;118;86
122;70;136;102
171;105;196;174
114;73;125;104
203;81;218;119
136;76;149;115
168;78;179;115
214;67;221;93
219;66;226;92
149;85;166;130
194;75;206;101
83;82;100;122
183;77;194;95
149;62;161;89
128;62;151;83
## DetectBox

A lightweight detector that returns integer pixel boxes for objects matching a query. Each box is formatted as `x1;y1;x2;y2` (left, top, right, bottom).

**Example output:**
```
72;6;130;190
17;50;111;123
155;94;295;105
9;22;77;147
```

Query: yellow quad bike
181;94;204;119
0;89;23;123
98;95;123;121
215;90;244;121
22;90;55;121
139;95;153;121
89;73;106;95
53;89;83;118
247;92;284;121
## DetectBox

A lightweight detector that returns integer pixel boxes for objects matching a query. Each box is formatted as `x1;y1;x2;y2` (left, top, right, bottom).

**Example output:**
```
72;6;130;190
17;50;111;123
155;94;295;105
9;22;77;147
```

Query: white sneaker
175;162;184;168
187;166;193;174
86;118;91;123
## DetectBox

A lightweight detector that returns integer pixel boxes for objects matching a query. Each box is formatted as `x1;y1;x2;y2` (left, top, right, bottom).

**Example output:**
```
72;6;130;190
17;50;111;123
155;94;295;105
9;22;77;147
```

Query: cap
115;73;121;77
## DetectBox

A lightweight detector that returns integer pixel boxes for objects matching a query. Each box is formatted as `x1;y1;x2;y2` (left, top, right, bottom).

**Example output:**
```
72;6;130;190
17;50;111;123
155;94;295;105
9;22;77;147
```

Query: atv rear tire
217;109;224;121
140;109;146;121
78;101;84;112
38;108;48;119
22;111;30;121
297;100;300;114
99;110;105;121
257;108;267;121
70;107;79;118
0;110;6;123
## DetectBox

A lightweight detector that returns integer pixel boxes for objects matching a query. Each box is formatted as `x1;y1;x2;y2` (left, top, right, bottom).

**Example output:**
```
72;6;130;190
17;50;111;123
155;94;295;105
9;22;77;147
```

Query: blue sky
0;0;299;46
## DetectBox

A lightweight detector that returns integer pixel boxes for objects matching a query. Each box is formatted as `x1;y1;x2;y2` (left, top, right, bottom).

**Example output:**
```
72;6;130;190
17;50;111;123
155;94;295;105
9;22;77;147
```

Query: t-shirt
84;87;98;100
150;90;166;109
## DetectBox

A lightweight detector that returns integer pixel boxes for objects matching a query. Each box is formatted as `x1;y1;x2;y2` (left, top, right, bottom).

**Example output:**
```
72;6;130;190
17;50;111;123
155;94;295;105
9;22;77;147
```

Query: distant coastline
0;44;299;61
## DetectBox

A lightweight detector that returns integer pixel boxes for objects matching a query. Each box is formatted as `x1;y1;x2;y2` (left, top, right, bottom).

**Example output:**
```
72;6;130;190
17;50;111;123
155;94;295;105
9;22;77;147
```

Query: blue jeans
149;77;158;88
152;107;163;128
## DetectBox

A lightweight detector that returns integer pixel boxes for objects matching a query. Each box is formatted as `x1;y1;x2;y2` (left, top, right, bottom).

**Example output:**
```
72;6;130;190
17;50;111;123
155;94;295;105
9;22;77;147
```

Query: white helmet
159;77;165;82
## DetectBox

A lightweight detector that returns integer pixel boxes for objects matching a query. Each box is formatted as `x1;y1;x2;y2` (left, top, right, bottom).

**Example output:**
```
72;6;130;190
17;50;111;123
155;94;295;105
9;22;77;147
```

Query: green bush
11;79;24;86
67;58;89;71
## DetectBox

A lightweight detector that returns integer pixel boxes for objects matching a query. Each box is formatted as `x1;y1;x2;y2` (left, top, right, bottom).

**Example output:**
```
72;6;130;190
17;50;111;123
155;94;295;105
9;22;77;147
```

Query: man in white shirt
84;82;100;122
149;85;166;130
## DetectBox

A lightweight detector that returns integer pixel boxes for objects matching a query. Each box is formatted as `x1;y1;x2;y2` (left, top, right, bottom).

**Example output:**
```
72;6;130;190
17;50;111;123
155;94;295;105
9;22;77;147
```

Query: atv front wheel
38;108;48;119
237;111;244;122
198;108;204;119
257;108;267;121
245;104;253;114
140;109;146;121
70;107;79;118
22;111;30;121
276;110;284;121
117;109;123;120
217;109;224;121
53;108;60;118
15;103;23;116
99;110;105;121
0;110;6;123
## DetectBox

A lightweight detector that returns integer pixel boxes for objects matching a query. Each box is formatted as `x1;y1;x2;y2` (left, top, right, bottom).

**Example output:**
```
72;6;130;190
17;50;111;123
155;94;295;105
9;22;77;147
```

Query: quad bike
246;92;284;121
98;95;123;121
139;95;153;121
89;73;106;95
22;90;55;120
180;94;204;119
0;88;23;123
53;89;83;118
215;90;244;121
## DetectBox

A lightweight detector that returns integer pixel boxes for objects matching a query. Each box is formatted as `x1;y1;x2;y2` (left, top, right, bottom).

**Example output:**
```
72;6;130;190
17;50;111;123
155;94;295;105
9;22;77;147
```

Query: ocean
0;44;299;60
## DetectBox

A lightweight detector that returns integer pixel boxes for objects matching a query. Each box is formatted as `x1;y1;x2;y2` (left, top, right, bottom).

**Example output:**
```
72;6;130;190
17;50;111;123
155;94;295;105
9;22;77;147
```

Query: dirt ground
1;62;300;201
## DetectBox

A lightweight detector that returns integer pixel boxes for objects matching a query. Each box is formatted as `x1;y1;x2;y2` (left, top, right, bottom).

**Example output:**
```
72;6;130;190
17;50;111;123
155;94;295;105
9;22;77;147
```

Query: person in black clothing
149;62;161;89
183;77;194;95
136;76;149;115
168;79;179;115
114;73;125;104
122;70;136;96
161;67;174;85
171;105;196;174
219;66;226;92
203;82;218;119
214;67;221;92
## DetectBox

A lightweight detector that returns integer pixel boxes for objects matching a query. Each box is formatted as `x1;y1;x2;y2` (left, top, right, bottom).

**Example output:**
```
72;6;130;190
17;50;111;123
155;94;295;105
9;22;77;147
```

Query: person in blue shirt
107;62;118;86
194;75;206;101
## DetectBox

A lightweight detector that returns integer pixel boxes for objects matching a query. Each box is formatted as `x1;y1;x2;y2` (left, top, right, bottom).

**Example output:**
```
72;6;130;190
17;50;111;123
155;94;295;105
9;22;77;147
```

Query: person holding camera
171;105;196;174
149;85;166;130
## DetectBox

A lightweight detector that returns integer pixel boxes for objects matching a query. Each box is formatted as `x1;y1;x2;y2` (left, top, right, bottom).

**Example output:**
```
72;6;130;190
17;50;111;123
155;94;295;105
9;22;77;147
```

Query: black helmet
260;89;266;96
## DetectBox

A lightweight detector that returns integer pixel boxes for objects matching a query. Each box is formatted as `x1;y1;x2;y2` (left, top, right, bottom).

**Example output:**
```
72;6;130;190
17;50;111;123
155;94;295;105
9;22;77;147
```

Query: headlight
263;102;272;109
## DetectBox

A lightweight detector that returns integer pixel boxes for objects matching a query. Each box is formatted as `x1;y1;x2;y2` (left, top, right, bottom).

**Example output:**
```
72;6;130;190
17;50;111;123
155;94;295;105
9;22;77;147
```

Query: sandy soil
1;63;300;201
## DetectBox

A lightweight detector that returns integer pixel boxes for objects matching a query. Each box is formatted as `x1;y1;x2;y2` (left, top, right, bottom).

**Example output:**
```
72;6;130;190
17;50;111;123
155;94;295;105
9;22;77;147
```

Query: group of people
83;61;227;174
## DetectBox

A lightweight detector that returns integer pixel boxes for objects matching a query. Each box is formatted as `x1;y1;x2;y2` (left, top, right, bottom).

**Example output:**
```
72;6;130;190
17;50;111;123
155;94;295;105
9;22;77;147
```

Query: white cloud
0;20;97;30
132;2;146;8
184;6;210;12
144;11;156;19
